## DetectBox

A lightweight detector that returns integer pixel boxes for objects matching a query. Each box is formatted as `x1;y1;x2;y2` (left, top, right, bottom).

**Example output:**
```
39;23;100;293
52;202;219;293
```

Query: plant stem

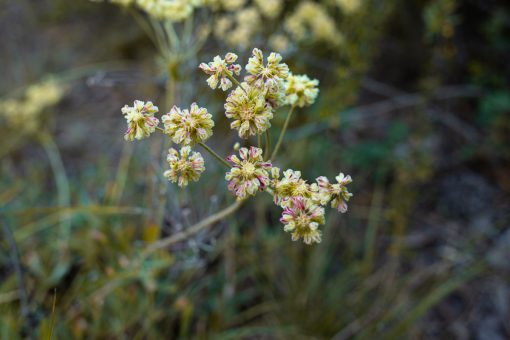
226;73;247;94
141;199;243;258
264;130;271;160
271;105;296;160
198;142;230;169
257;134;262;149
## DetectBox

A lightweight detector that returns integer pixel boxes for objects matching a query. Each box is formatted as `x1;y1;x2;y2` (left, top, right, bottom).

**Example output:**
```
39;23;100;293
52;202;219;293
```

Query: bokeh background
1;0;510;338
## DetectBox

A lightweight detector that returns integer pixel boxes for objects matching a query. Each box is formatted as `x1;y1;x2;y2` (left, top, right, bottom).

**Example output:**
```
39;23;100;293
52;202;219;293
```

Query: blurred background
1;0;509;338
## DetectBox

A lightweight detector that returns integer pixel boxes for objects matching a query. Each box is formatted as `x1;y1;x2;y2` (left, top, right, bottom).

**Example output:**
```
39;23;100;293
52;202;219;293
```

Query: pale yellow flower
225;82;273;138
136;0;193;21
272;169;318;208
245;48;289;88
284;73;319;107
225;146;272;199
121;100;159;141
164;146;205;187
284;2;343;46
253;0;282;19
280;197;325;245
316;173;353;213
199;53;242;91
161;103;214;145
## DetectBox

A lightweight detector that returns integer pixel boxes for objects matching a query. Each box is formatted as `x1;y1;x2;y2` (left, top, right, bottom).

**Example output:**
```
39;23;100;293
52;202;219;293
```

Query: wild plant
121;48;353;244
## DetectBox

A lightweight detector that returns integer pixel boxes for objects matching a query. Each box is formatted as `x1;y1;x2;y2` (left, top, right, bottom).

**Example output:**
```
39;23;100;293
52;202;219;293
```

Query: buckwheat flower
245;48;289;88
121;100;159;141
316;173;353;213
225;83;273;138
136;0;193;21
284;73;319;108
272;169;318;208
199;53;242;91
280;197;325;245
161;103;214;146
225;146;272;199
164;146;205;187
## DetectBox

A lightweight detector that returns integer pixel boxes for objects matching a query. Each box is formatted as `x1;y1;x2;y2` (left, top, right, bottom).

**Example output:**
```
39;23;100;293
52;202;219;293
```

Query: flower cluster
223;146;353;244
164;146;205;187
199;53;241;91
225;146;271;199
121;100;160;141
161;103;214;145
121;48;352;246
224;83;273;138
1;79;64;133
284;74;319;108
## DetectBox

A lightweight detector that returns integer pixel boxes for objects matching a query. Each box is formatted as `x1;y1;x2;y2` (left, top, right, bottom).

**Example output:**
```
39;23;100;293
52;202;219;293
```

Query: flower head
225;83;273;138
316;173;353;213
121;100;159;141
199;53;242;91
284;73;319;107
272;169;318;208
245;48;289;88
136;0;193;21
225;146;272;199
280;197;325;245
161;103;214;146
164;146;205;187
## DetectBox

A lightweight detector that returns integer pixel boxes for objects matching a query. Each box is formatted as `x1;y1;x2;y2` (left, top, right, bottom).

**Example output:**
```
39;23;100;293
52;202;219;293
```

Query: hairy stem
141;199;243;258
271;105;296;160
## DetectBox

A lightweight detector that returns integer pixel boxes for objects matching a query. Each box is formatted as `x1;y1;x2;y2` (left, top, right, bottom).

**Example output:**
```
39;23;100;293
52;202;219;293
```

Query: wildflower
199;53;242;91
245;48;289;88
121;100;159;141
226;7;261;49
136;0;193;21
164;146;205;187
316;173;353;213
272;169;318;208
161;103;214;146
284;73;319;107
225;83;273;138
225;146;272;199
284;2;343;46
280;197;325;244
254;0;283;19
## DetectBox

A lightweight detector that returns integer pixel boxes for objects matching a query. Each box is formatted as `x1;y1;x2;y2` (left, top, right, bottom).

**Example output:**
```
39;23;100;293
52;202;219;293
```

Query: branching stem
271;105;296;160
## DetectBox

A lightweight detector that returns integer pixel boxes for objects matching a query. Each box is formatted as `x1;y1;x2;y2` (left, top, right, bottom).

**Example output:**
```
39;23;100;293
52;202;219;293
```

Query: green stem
264;130;271;161
257;134;262;149
271;105;296;160
226;73;247;94
198;142;230;169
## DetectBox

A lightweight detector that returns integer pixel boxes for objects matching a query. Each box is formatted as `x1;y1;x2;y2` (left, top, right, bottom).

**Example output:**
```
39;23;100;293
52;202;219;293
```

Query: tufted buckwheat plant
120;48;353;245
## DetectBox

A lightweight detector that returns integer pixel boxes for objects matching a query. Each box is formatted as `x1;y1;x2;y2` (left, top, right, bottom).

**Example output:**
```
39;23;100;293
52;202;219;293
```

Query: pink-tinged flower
272;169;318;208
161;103;214;146
199;53;242;91
245;48;289;89
280;197;325;245
316;173;353;213
225;146;272;199
164;146;205;187
121;100;159;141
224;82;273;138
